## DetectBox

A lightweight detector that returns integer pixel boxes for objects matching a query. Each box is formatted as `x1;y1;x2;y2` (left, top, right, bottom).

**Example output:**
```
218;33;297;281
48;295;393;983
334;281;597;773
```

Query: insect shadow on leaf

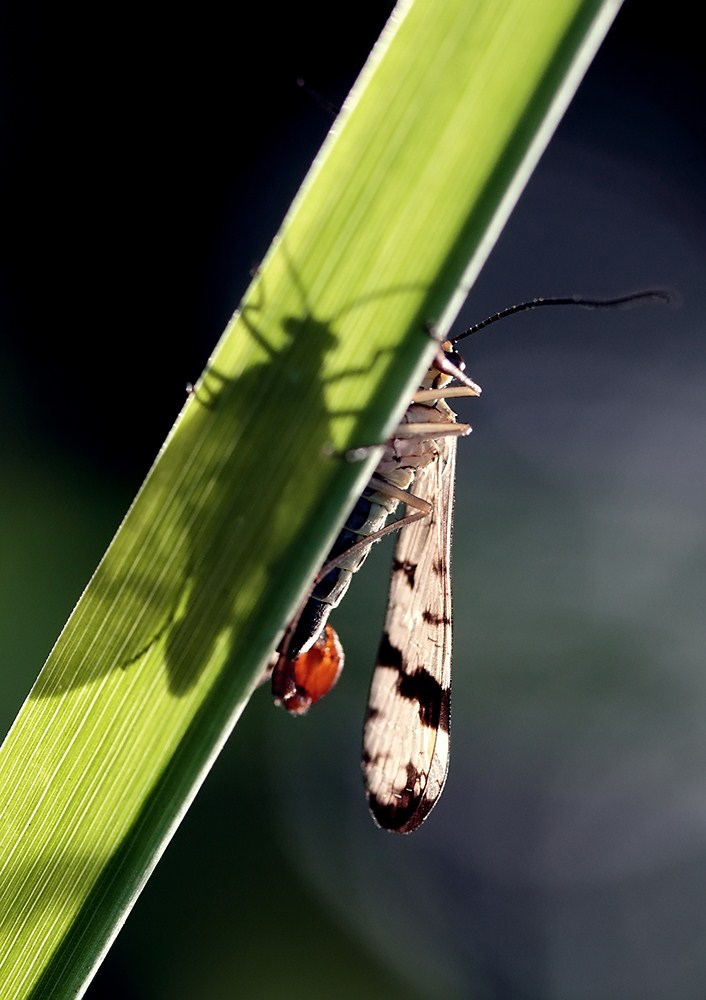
116;254;429;697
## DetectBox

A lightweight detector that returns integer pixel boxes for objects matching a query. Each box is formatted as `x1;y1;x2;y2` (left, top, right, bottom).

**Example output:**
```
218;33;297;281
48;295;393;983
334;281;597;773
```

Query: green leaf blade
0;2;622;995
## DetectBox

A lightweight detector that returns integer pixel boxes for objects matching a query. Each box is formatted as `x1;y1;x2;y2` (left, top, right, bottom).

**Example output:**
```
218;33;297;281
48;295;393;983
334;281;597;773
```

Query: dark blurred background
2;2;705;998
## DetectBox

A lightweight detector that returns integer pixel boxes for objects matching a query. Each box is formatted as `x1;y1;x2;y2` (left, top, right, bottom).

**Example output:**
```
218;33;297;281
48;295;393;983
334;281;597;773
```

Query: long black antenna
452;289;674;344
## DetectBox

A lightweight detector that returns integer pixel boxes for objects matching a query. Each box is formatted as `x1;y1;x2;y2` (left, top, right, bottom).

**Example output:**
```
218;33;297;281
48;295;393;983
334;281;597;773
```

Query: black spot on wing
391;558;417;588
363;703;380;725
438;684;451;737
422;609;451;626
376;632;403;672
431;556;444;576
366;762;441;834
398;668;450;733
375;635;450;732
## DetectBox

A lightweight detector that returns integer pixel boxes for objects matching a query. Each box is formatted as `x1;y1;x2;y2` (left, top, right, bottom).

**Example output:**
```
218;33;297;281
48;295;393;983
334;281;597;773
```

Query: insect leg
314;477;433;584
412;385;479;403
344;413;471;464
391;422;471;439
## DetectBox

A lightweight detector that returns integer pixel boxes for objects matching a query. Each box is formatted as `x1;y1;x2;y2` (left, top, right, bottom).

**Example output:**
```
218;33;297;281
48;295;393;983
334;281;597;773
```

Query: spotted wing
362;434;456;834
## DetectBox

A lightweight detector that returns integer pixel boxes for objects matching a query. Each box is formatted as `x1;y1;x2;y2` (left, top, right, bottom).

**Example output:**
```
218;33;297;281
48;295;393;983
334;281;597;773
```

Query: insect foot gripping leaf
272;625;344;716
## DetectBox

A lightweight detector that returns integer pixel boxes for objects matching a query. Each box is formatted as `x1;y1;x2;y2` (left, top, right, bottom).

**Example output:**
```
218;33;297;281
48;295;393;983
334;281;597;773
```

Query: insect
271;290;671;834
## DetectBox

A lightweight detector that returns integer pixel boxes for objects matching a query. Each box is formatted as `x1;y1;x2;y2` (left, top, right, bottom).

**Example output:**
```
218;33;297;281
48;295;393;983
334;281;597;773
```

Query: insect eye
444;349;465;373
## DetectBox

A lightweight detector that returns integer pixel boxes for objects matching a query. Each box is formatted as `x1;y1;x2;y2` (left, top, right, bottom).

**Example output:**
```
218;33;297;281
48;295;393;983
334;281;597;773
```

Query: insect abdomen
288;486;400;658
